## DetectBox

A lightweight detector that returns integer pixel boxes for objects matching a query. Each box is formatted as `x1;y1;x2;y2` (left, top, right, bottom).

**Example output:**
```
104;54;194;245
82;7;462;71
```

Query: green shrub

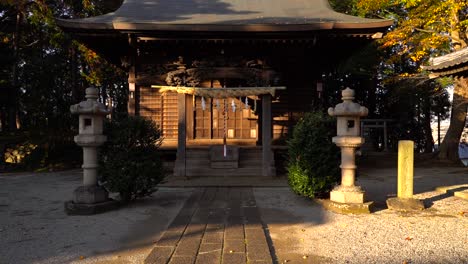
287;112;340;198
99;115;165;202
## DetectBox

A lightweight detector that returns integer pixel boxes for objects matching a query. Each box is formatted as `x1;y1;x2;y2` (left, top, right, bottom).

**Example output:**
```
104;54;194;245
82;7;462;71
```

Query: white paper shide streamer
201;97;206;111
231;99;236;113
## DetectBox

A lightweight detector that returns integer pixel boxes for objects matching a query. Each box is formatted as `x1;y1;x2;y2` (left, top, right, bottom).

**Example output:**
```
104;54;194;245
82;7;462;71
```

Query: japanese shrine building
58;0;392;177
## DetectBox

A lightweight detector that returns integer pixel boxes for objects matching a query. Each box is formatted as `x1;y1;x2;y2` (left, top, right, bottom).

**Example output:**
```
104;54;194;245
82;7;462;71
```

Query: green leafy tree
355;0;468;160
0;0;128;170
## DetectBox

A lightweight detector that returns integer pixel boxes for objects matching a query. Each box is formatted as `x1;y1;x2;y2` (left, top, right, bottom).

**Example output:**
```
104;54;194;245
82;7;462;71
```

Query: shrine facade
58;0;392;177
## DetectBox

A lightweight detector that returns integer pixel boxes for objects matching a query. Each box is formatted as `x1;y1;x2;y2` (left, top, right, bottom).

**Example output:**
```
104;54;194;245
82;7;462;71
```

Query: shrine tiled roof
423;47;468;78
57;0;393;33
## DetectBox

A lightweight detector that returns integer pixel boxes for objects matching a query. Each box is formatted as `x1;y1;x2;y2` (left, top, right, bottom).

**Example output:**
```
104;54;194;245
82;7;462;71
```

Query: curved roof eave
56;21;392;32
56;0;393;33
422;47;468;72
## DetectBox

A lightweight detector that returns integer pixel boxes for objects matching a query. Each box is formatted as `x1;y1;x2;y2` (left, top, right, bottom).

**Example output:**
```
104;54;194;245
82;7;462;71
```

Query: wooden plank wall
140;87;179;139
138;84;316;144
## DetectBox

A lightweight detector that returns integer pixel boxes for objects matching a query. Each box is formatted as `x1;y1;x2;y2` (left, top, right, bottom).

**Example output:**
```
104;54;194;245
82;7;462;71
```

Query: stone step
186;152;210;159
239;159;263;167
186;159;262;168
172;147;272;177
186;160;211;167
185;167;262;177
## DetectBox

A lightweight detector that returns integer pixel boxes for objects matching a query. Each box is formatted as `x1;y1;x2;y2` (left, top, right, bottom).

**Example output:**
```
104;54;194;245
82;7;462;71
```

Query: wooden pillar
175;93;187;177
127;34;138;116
134;85;140;116
186;95;194;140
262;94;275;176
127;83;136;115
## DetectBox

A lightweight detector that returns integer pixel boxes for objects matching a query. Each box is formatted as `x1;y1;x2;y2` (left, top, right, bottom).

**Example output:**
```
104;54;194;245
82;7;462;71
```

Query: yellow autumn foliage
357;0;467;70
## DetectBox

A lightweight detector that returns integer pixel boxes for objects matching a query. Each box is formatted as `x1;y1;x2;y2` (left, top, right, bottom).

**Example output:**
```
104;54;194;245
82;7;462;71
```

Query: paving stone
216;188;230;203
169;255;195;264
190;209;210;224
203;231;224;244
209;199;230;209
207;208;227;223
243;207;261;221
199;243;223;253
227;216;244;225
228;188;242;200
145;246;174;264
224;239;246;254
246;243;271;261
206;223;224;232
196;251;222;264
168;213;193;232
224;224;244;240
196;244;223;264
146;187;273;264
166;222;188;234
173;237;202;257
245;228;267;243
157;231;183;247
222;252;246;264
199;188;217;207
184;223;206;238
227;207;242;217
227;201;242;208
244;221;262;230
241;188;256;206
249;260;273;264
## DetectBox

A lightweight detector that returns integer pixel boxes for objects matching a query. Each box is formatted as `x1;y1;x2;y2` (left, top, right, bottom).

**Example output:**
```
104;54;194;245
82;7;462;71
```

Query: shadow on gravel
423;186;468;208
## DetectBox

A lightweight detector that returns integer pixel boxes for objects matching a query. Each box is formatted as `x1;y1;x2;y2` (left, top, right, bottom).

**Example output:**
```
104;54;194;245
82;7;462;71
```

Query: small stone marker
386;140;425;211
398;140;414;198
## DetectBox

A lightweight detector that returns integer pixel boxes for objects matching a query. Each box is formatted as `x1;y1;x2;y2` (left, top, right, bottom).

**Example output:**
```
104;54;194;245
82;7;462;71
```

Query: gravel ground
255;167;468;264
0;170;193;264
0;166;467;264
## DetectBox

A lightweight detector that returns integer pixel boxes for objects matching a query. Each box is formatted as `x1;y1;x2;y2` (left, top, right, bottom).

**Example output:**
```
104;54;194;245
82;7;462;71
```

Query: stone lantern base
321;200;374;214
64;185;119;215
324;185;373;214
330;185;365;203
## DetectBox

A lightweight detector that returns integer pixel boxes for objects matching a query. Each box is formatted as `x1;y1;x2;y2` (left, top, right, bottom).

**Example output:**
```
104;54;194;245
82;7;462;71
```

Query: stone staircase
184;147;264;177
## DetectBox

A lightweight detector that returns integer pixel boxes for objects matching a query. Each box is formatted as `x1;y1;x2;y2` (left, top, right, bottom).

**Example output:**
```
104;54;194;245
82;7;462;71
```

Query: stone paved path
144;187;273;264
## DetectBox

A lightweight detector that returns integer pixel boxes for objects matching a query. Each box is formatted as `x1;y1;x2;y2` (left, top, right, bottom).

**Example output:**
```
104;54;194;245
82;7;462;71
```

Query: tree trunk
438;77;468;162
70;45;80;103
7;2;23;132
423;96;434;153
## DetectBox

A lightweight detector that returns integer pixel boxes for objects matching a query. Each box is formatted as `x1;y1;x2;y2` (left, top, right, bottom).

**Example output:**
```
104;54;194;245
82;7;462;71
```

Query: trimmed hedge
99;115;165;202
287;112;340;198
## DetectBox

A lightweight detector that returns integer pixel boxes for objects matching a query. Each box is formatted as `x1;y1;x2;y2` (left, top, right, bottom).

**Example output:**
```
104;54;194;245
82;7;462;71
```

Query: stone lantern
65;87;117;215
326;88;372;214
